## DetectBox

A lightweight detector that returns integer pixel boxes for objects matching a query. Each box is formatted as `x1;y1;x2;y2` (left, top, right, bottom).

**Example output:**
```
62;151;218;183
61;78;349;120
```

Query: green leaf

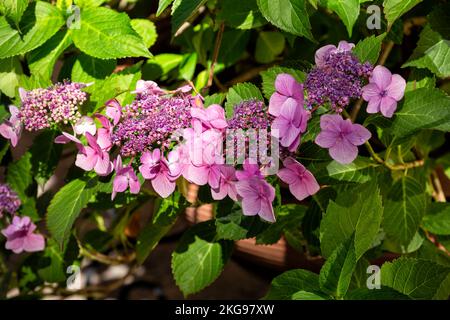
157;0;174;16
71;53;116;83
142;53;183;80
319;237;357;298
391;88;450;139
320;181;383;259
260;66;305;100
383;176;426;247
6;152;32;200
326;157;379;183
383;0;422;27
172;221;233;296
256;0;313;41
130;19;157;48
217;29;250;65
71;7;151;59
0;1;65;59
204;93;226;107
29;130;63;186
0;0;29;25
171;0;208;35
381;257;450;299
218;0;266;30
264;269;321;299
323;0;360;37
422;203;450;235
74;0;107;8
403;25;450;78
215;200;269;241
345;287;411;300
255;31;285;64
36;239;67;283
225;82;263;118
178;52;197;80
136;193;188;264
292;291;327;300
352;33;386;65
47;178;99;249
28;29;72;80
0;56;22;97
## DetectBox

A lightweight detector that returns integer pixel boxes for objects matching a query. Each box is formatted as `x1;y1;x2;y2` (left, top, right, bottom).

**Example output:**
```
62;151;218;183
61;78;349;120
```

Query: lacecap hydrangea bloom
0;183;21;217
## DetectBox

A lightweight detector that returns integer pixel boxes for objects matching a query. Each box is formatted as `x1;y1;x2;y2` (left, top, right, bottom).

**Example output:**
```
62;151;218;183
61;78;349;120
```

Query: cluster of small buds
0;183;21;217
305;51;373;112
18;81;86;131
112;90;193;157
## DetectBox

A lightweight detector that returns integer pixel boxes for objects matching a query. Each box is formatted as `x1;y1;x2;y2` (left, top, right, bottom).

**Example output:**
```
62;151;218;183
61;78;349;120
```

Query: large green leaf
0;0;29;25
74;0;107;8
47;178;99;249
326;157;379;183
255;31;285;64
218;0;266;30
320;181;383;259
381;257;450;300
0;56;22;97
0;1;65;59
28;29;72;81
383;0;422;27
130;19;157;48
323;0;360;37
319;237;356;298
71;53;116;83
345;287;410;300
383;176;426;247
71;7;151;59
225;82;263;118
256;0;313;41
391;88;450;139
352;33;386;65
171;221;233;296
6;152;32;200
422;203;450;236
403;24;450;78
264;269;321;299
171;0;208;35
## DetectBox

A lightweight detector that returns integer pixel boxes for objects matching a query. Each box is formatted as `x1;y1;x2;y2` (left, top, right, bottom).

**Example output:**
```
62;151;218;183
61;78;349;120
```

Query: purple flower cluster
0;183;21;217
18;81;86;131
112;90;193;157
305;43;372;112
228;99;273;130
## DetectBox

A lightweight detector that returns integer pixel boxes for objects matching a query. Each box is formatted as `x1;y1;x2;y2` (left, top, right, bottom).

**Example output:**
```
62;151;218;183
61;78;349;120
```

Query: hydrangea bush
0;0;449;300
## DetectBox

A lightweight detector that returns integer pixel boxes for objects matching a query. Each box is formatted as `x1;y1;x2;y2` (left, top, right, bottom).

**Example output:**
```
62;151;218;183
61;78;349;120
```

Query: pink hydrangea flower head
236;176;276;222
315;41;355;67
0;105;22;147
190;104;228;131
112;156;141;200
74;116;96;136
75;132;113;176
277;157;320;201
1;216;45;254
269;73;304;117
315;114;371;164
211;165;239;201
271;98;309;152
362;65;406;118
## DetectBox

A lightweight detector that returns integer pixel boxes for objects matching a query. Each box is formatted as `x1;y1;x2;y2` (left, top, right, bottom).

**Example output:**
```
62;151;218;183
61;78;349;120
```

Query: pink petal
208;165;221;189
5;237;25;254
269;93;287;117
302;170;320;195
259;199;276;222
289;181;310;201
386;74;406;101
0;123;13;140
319;114;343;132
211;185;227;200
345;124;371;146
186;165;209;186
76;147;97;171
23;233;45;252
279;97;299;120
94;152;112;176
315;130;338;148
280;125;301;149
18;88;27;101
129;175;141;194
370;65;392;90
113;175;129;193
337;41;354;52
362;83;381;101
287;133;301;152
366;96;381;114
8;105;19;117
329;138;358;164
380;96;398;118
275;73;302;98
241;196;260;216
277;167;297;185
151;174;175;198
